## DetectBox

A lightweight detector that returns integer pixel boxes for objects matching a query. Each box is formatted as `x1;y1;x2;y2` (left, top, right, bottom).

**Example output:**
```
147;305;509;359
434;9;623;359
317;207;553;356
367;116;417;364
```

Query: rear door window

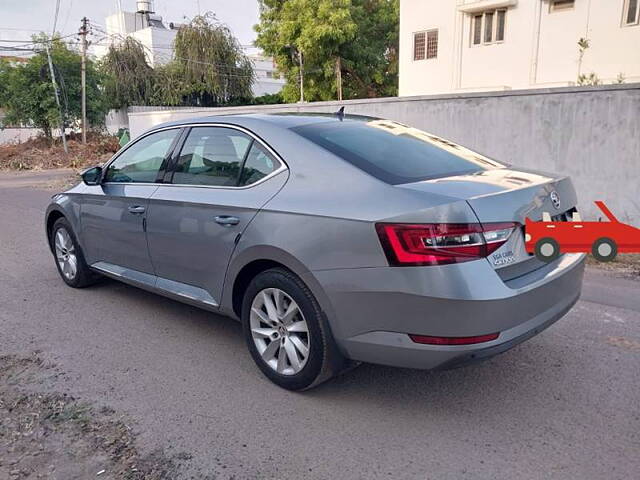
292;119;504;184
173;127;252;186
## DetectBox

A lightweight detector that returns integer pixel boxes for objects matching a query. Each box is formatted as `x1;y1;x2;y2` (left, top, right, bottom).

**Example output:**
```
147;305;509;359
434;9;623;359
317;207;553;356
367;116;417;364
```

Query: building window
426;30;438;59
549;0;575;12
413;32;425;60
473;14;482;44
624;0;639;25
496;10;506;41
472;9;506;45
484;11;494;43
413;30;438;60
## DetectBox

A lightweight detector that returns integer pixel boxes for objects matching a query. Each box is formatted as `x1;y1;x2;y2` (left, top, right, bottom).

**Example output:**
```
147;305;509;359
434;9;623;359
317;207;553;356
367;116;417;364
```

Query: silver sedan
45;113;585;390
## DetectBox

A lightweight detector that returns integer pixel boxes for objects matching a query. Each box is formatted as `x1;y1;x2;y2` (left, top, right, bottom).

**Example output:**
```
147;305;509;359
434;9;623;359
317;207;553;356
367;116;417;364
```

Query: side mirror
81;166;103;186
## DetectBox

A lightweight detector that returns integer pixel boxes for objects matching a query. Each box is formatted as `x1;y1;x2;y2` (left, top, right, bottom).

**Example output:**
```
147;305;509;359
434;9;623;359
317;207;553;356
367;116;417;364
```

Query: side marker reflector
409;333;499;345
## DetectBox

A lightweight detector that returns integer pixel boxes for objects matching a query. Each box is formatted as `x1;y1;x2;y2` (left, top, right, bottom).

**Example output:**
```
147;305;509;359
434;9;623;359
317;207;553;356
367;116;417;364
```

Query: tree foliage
0;59;11;107
255;0;398;102
172;13;254;105
0;34;106;138
99;14;254;108
100;37;154;109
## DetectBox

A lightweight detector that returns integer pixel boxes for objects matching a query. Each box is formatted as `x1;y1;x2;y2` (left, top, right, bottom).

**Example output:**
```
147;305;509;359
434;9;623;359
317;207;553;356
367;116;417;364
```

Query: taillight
375;222;517;266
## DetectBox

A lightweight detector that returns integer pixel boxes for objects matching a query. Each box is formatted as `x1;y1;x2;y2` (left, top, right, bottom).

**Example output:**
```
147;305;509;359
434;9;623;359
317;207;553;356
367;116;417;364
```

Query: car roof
148;112;380;132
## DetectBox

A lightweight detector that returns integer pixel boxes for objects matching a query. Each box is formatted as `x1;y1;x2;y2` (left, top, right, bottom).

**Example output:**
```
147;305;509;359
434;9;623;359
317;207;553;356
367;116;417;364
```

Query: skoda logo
550;191;561;210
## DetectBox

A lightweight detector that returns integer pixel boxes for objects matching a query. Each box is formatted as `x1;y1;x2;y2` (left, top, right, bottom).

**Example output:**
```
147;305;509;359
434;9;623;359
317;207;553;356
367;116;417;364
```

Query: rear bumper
311;253;585;370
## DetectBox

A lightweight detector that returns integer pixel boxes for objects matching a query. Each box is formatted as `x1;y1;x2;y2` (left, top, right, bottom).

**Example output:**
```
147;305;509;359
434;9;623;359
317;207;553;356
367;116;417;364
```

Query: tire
241;268;344;391
534;237;561;263
50;217;100;288
592;237;617;262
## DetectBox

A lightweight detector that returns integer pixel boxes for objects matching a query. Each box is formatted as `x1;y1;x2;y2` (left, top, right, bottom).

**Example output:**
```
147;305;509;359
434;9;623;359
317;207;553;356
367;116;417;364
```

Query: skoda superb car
45;114;585;390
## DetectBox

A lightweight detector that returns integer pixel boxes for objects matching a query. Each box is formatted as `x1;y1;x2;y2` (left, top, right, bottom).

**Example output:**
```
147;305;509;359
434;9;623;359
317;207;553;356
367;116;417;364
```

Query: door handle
214;215;240;226
128;205;146;215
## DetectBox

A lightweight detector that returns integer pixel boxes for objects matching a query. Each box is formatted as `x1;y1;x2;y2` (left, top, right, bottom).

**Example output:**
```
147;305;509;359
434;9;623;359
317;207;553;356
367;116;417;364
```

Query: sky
0;0;261;50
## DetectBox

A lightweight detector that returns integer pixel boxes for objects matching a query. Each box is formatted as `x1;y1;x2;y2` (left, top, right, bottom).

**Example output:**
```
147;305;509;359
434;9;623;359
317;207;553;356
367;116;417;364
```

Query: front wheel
592;237;617;262
241;268;342;391
50;217;100;288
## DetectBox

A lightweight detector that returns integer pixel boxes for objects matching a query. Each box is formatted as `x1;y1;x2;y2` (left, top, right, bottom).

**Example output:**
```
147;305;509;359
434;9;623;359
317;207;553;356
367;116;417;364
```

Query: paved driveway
1;181;638;479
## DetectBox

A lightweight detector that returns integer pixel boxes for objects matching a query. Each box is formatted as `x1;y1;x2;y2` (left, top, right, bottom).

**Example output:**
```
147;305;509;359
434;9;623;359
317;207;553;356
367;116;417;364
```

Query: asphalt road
1;180;639;480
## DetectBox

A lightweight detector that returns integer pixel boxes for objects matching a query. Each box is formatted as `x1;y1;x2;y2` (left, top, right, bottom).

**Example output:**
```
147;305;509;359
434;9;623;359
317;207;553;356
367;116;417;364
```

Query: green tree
100;14;254;107
100;37;155;109
171;13;255;106
149;61;187;106
0;59;11;109
1;34;106;138
255;0;398;102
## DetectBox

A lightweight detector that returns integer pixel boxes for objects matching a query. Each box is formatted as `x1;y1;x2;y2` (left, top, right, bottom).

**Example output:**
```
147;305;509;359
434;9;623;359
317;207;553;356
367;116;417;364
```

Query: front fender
45;194;83;253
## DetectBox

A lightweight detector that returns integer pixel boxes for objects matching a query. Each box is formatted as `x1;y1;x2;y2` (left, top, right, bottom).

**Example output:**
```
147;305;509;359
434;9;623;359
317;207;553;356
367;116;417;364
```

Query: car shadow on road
91;276;579;415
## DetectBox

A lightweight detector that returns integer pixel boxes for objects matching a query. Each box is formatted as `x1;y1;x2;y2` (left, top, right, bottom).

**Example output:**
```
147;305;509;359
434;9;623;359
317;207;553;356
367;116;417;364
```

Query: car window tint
292;119;505;185
239;142;281;186
104;129;179;183
173;127;252;186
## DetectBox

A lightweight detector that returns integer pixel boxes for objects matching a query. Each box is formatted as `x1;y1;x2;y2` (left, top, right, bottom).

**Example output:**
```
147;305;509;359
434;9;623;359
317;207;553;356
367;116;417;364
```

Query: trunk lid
398;167;578;276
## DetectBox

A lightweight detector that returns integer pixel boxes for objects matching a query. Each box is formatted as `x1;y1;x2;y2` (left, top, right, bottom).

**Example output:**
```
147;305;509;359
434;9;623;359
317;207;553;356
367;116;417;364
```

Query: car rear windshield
291;119;505;184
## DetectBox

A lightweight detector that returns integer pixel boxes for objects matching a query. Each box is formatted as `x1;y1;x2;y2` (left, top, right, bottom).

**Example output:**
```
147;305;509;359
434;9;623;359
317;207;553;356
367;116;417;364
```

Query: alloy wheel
250;288;310;375
54;228;77;280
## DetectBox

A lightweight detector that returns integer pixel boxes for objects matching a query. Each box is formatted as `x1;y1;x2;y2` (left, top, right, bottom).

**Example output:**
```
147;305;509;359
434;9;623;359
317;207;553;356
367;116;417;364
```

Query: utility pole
298;50;304;103
79;17;89;144
45;43;68;154
335;57;343;101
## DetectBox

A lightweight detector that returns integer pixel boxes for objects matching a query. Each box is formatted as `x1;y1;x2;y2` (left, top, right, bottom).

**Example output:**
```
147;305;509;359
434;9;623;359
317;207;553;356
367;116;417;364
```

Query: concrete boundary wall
128;84;640;223
0;128;41;144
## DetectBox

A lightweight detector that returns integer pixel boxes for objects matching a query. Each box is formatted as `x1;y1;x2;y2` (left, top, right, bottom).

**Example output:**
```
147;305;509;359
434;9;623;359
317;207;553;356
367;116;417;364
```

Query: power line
61;0;74;34
0;33;78;51
0;49;35;57
0;27;44;32
52;0;62;36
1;26;292;79
95;44;272;73
0;46;36;52
91;27;262;77
0;39;55;43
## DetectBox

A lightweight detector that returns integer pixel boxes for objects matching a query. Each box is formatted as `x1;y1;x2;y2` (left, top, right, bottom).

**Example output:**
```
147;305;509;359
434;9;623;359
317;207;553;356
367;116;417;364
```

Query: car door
145;125;288;306
80;127;182;275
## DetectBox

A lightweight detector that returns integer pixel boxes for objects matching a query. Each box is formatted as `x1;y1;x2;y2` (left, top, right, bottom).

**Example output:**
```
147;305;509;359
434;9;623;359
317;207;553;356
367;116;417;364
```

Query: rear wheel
50;218;100;288
592;237;617;262
534;237;560;263
241;268;342;391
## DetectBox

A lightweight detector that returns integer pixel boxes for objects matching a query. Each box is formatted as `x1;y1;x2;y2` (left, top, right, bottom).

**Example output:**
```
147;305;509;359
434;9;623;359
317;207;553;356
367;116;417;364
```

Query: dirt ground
0;353;193;480
0;134;119;172
586;253;640;279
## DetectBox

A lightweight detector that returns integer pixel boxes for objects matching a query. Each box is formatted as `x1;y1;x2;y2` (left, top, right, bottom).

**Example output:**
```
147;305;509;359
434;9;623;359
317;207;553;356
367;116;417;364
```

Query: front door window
104;129;180;183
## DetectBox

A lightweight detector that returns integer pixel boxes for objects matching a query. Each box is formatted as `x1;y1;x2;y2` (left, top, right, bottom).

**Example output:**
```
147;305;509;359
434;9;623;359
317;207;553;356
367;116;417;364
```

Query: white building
248;54;286;96
96;1;284;96
399;0;640;96
96;1;178;67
